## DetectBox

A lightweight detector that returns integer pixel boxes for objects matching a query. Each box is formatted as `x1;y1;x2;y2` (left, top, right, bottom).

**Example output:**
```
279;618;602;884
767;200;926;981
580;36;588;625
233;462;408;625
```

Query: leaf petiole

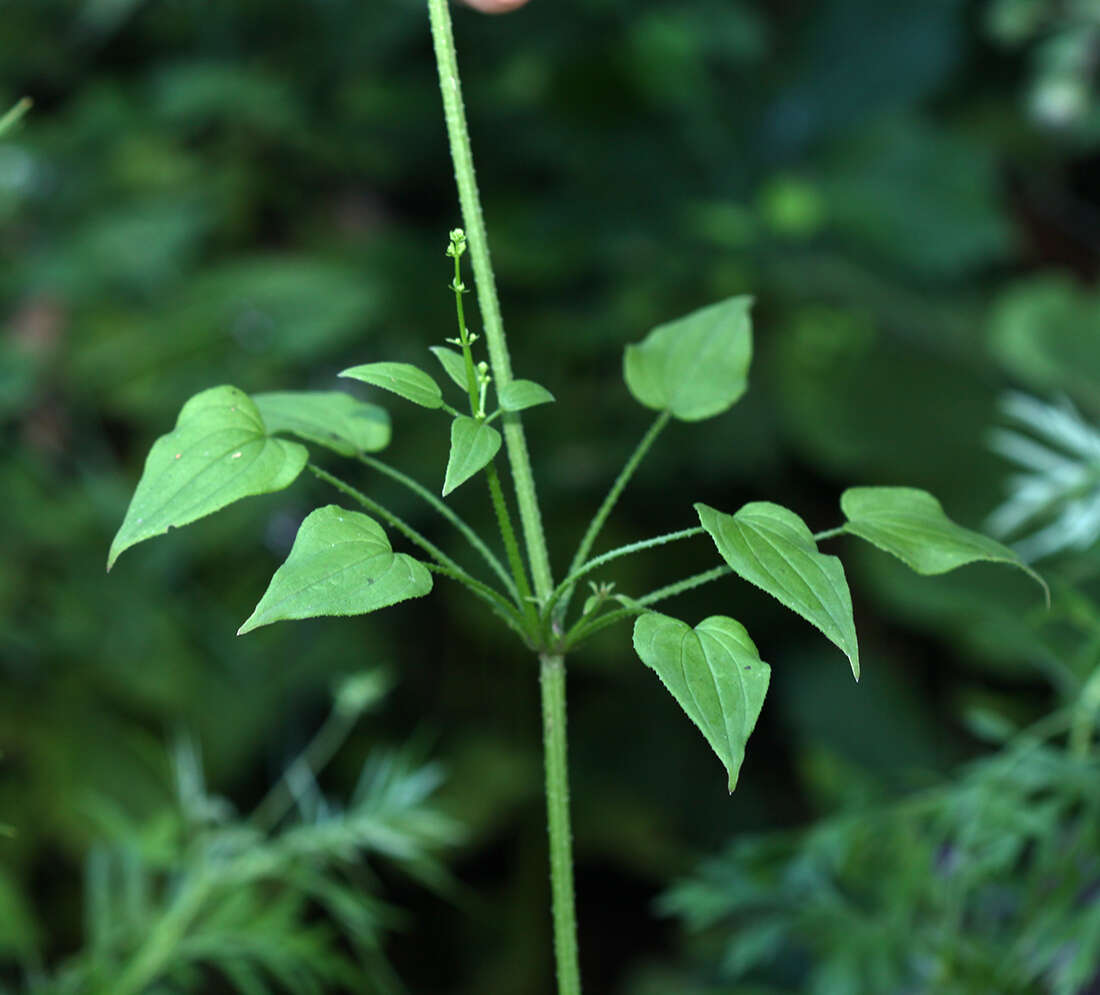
544;526;706;622
358;453;518;600
563;565;732;649
558;410;671;620
308;464;521;630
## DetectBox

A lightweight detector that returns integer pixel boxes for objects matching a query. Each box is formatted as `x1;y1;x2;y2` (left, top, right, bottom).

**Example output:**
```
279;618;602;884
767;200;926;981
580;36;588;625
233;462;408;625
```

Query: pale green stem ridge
358;453;517;600
427;0;553;602
425;563;530;644
540;654;582;995
559;411;671;620
813;526;845;542
545;526;706;620
486;463;537;623
564;565;732;648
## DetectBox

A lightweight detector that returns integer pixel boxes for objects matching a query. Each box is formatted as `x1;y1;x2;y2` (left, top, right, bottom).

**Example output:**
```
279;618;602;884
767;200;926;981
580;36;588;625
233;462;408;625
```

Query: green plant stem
0;97;31;137
309;464;520;629
814;526;845;542
540;654;581;995
112;877;209;995
428;7;583;991
425;563;530;644
559;411;671;619
359;453;517;600
545;526;706;620
452;249;482;413
252;698;362;830
1070;662;1100;758
564;566;732;648
427;0;553;603
486;463;537;624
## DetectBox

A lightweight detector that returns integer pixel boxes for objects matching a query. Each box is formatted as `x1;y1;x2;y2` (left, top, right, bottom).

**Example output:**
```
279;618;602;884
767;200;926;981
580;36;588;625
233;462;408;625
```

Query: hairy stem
428;0;553;602
540;654;582;995
359;453;517;600
486;463;537;623
545;526;706;620
559;411;671;620
564;565;732;648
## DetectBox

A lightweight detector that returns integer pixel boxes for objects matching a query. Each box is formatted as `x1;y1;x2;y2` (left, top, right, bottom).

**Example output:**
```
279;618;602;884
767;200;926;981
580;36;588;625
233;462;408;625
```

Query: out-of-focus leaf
989;276;1100;404
253;391;390;456
840;486;1047;599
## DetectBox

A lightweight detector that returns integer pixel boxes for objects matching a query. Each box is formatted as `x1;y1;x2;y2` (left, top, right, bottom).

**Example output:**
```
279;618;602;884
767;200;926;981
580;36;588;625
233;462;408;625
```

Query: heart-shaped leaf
443;416;502;496
253;391;391;456
633;612;770;792
696;501;860;680
429;346;473;391
841;487;1048;600
339;362;443;409
623;295;752;421
109;386;307;570
238;506;432;634
498;379;555;412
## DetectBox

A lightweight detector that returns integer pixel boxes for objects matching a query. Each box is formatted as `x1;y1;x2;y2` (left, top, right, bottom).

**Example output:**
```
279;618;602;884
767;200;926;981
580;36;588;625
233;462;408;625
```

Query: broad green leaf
696;501;860;680
443;416;502;496
499;379;555;412
109;386;307;570
633;612;770;792
429;346;472;391
339;362;443;409
253;391;390;456
238;506;432;634
840;487;1047;599
623;295;752;421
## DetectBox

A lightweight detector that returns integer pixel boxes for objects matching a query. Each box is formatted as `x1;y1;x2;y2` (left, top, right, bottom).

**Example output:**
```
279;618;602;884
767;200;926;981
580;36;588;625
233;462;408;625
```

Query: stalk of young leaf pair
427;3;581;993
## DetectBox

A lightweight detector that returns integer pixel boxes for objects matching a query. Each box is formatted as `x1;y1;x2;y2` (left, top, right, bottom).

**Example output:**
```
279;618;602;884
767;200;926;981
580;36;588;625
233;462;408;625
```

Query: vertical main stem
540;654;581;995
428;0;553;603
427;5;581;994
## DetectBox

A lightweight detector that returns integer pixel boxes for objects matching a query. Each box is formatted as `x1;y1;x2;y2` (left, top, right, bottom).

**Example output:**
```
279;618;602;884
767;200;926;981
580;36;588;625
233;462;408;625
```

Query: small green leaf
238;506;432;634
253;391;391;456
623;295;752;421
840;486;1048;600
443;417;502;496
498;379;555;412
339;362;443;409
429;346;471;391
633;612;770;792
696;501;860;680
109;386;307;570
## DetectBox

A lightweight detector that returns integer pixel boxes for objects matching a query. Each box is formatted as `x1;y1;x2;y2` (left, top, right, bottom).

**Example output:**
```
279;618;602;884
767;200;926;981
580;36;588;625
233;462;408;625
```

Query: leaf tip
237;616;258;636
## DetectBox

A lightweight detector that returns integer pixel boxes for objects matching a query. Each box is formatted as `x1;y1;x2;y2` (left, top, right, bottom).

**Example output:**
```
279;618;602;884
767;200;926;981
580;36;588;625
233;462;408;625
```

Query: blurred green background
3;0;1100;992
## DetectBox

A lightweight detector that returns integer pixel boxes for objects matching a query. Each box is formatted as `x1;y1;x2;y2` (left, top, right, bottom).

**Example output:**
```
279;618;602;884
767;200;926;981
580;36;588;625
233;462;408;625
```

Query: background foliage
2;0;1098;992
